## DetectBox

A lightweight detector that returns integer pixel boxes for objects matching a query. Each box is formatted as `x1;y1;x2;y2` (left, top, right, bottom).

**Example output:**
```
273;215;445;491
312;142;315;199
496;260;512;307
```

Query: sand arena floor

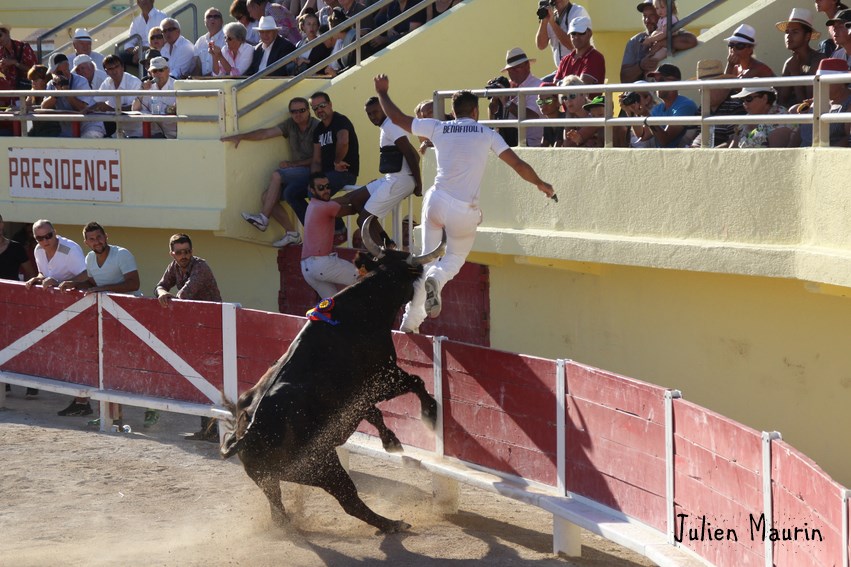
0;389;654;567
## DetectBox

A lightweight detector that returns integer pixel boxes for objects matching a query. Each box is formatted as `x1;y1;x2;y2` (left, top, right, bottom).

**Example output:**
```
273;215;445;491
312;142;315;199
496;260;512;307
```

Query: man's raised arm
374;74;414;133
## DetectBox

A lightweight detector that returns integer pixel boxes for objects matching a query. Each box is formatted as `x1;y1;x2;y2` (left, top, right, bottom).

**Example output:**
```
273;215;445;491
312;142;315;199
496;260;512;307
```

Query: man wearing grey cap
41;53;105;138
828;9;851;65
535;0;589;75
553;16;605;84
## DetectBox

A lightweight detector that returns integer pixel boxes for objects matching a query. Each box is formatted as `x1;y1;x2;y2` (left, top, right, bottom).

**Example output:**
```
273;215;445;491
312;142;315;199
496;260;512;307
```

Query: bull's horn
361;216;385;259
408;229;447;266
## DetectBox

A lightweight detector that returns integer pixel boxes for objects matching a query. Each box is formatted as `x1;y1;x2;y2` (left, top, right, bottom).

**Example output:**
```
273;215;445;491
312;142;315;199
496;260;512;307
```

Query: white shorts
300;253;358;299
364;174;416;218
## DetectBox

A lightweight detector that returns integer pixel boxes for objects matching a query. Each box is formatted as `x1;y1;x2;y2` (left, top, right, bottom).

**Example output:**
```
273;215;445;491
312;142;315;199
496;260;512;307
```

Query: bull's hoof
377;520;411;534
380;433;404;453
421;398;437;431
271;508;290;528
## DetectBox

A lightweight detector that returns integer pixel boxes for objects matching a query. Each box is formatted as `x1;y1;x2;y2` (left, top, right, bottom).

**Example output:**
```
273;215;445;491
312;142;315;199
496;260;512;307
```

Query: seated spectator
497;48;542;147
776;8;826;108
231;0;261;45
72;54;108;91
247;0;301;44
689;59;744;148
623;1;697;84
535;0;589;80
41;53;106;139
536;82;565;147
828;9;851;66
619;82;658;148
817;0;849;56
558;74;594;146
226;96;319;247
25;65;61;137
211;22;254;76
124;0;167;68
414;98;434;153
642;0;679;67
335;0;373;28
325;8;358;76
194;8;226;76
72;28;104;70
0;22;37;114
159;18;196;79
565;95;604;147
131;56;177;138
645;63;698;147
140;26;166;72
291;12;332;75
728;86;797;148
245;16;297;76
554;16;605;85
370;0;426;50
300;172;359;299
428;0;461;20
791;58;851;147
91;54;143;138
723;24;775;78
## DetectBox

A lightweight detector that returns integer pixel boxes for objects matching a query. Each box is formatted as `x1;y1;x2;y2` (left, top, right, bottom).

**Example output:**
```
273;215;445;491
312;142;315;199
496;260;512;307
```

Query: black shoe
57;401;93;416
4;384;9;392
25;388;39;399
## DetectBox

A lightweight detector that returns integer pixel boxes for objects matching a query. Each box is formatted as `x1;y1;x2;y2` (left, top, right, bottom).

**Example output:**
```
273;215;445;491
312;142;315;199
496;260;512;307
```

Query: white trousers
402;188;482;330
301;253;358;299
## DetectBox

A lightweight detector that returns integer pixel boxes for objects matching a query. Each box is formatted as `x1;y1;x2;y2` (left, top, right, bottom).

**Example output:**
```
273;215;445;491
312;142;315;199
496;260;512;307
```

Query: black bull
221;220;446;533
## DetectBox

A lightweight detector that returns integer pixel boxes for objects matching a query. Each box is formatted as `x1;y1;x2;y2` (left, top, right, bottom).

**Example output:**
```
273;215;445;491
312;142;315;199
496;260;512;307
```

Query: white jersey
411;117;509;203
379;117;411;177
34;235;86;281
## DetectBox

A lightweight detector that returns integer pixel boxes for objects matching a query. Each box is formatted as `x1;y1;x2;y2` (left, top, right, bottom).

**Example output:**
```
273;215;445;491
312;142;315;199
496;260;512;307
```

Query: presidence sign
8;148;121;202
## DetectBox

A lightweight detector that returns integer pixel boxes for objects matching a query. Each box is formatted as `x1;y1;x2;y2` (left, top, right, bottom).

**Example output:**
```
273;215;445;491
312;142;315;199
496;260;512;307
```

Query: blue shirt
650;95;698;148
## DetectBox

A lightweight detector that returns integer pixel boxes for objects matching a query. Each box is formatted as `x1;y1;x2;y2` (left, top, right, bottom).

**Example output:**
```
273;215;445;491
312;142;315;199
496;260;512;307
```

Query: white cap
567;16;592;34
73;28;93;41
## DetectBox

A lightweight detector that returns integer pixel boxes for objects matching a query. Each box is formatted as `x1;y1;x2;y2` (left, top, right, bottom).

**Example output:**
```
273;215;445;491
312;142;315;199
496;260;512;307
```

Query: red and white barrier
1;279;849;567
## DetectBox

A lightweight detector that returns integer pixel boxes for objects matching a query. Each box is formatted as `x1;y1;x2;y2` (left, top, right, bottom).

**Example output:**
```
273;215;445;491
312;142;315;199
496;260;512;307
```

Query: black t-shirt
313;112;360;177
0;239;28;280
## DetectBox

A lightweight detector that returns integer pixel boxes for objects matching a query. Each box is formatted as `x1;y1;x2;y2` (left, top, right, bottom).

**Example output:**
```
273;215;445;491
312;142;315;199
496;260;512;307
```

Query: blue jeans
285;169;356;230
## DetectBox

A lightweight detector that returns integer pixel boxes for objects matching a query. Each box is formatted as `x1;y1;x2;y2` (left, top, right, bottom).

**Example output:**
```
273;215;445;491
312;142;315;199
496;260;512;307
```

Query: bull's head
361;216;446;267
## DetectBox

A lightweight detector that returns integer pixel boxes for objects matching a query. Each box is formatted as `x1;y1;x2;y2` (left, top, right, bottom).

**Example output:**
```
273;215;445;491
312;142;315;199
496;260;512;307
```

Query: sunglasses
206;14;223;19
104;64;122;71
149;33;164;40
162;27;178;33
536;97;555;106
560;93;581;101
569;31;588;36
172;248;192;256
225;36;238;41
289;107;308;114
313;183;331;190
311;102;329;111
35;231;54;242
742;94;766;103
151;68;167;73
727;42;749;50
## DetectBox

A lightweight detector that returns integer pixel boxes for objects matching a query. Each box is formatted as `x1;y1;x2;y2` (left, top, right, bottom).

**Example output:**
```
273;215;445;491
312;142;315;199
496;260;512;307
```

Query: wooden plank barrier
672;399;764;566
5;281;851;566
441;341;558;488
772;440;844;567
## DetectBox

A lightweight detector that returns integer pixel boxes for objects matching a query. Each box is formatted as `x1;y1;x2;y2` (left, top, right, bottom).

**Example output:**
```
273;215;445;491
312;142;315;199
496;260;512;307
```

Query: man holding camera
41;53;105;138
535;0;589;79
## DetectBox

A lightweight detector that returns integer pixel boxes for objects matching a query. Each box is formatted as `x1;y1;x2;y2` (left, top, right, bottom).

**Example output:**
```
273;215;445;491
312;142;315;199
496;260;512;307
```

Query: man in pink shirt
301;172;359;298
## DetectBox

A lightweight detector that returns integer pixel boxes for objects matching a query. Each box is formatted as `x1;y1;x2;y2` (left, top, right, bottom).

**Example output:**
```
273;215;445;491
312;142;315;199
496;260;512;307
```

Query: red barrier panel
772;440;843;567
101;294;225;404
0;283;98;387
235;309;306;395
564;362;667;531
673;399;764;565
441;341;558;487
357;332;437;451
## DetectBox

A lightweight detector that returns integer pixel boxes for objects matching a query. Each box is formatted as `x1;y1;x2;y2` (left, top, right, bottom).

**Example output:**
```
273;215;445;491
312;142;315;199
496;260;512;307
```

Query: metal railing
0;87;223;138
667;0;729;54
48;2;138;63
233;0;441;126
441;73;851;149
36;0;121;62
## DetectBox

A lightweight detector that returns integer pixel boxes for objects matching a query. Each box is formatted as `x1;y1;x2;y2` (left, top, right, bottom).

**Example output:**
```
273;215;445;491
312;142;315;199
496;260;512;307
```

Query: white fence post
556;359;567;496
221;302;239;440
762;430;782;567
432;335;446;457
842;488;850;567
665;389;682;545
97;293;108;432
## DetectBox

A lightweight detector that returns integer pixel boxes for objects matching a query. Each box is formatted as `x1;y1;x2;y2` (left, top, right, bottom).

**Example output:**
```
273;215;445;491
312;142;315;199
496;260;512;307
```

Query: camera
622;91;641;106
51;76;70;89
537;0;556;20
485;75;510;91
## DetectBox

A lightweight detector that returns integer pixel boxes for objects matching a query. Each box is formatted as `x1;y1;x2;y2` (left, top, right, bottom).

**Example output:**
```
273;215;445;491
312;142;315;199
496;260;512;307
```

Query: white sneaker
424;277;441;318
399;318;420;334
242;211;268;232
272;232;302;248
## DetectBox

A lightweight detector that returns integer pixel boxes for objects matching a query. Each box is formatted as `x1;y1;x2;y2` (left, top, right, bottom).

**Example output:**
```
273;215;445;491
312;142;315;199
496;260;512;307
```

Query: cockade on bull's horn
219;216;445;534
